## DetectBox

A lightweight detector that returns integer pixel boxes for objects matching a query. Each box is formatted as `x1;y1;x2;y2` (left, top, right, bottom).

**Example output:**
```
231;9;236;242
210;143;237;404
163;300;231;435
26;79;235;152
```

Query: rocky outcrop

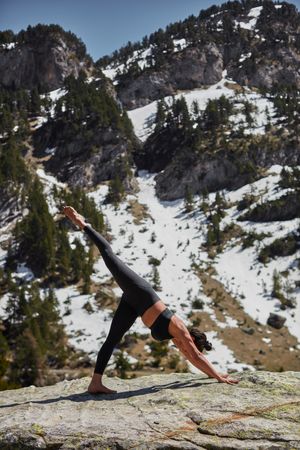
154;150;246;201
228;46;300;90
118;44;223;110
239;191;300;222
0;36;91;92
137;137;300;200
0;371;299;449
33;124;139;192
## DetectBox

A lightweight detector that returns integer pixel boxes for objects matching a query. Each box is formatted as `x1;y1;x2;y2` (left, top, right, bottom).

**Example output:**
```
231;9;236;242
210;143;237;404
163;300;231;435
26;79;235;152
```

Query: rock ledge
0;371;299;449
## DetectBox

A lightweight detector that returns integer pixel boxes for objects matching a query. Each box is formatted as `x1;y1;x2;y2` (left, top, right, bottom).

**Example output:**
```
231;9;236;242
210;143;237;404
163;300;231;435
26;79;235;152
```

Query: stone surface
267;313;287;330
0;371;299;449
142;140;300;200
118;44;223;110
0;37;91;92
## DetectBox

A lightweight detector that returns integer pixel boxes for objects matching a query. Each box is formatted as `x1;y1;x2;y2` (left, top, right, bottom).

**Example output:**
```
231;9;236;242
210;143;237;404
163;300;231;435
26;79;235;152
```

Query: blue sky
1;0;300;61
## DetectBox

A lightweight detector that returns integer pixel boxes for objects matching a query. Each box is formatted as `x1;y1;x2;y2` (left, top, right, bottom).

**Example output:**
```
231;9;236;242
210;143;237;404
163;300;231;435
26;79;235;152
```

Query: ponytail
189;327;212;352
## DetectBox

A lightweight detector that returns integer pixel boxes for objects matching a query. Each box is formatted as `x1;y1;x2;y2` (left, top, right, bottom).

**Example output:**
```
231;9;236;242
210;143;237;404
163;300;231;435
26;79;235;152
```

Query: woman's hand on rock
217;374;239;385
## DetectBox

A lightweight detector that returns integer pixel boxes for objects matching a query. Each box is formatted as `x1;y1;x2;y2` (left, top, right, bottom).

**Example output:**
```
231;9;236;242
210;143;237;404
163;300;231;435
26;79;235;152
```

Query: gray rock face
0;371;299;449
118;44;223;110
0;38;91;92
153;143;300;200
229;46;300;90
34;121;139;192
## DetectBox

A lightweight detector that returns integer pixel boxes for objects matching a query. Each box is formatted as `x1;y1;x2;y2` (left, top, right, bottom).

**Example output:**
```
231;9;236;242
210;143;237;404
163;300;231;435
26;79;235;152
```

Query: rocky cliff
0;25;92;92
118;44;223;110
0;371;299;449
136;128;300;200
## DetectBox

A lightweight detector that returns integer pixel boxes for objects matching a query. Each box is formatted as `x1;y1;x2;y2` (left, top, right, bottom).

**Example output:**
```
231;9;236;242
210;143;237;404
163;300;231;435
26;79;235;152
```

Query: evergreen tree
10;328;43;386
106;174;125;206
0;331;9;379
16;177;56;276
272;270;282;298
192;100;200;118
30;87;41;115
70;238;87;283
154;100;166;131
184;186;194;212
0;135;30;188
115;351;131;379
152;267;162;291
55;226;72;284
81;247;94;294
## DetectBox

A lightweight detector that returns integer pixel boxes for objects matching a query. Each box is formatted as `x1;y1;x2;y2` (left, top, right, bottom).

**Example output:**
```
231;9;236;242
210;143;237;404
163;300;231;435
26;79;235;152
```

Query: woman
63;206;239;394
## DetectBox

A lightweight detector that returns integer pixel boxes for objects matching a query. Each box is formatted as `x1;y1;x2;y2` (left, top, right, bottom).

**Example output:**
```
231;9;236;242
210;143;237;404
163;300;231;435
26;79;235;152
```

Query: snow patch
235;6;263;30
0;42;17;50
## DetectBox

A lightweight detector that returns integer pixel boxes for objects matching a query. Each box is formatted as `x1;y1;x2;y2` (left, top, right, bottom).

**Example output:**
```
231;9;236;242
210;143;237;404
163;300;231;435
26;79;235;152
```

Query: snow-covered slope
127;71;275;142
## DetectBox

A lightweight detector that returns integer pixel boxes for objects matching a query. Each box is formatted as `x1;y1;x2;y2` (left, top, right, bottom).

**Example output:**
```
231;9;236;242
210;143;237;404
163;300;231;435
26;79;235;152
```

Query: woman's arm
172;335;239;385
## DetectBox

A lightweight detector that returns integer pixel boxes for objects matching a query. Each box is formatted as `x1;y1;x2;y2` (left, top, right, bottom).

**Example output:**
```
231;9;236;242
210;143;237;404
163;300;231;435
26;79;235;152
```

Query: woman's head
189;327;212;352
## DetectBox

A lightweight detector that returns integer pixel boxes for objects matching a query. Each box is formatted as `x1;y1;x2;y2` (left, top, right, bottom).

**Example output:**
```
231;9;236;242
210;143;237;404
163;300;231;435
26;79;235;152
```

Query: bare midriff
141;301;183;340
141;300;167;327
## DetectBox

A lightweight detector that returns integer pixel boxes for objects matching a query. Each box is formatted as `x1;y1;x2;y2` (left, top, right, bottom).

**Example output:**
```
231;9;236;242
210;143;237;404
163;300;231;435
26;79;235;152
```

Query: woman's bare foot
63;206;87;230
87;373;117;395
88;382;117;395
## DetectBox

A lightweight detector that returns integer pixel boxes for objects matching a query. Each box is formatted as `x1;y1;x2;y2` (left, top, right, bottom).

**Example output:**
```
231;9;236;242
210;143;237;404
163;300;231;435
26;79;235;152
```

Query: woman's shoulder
169;315;190;339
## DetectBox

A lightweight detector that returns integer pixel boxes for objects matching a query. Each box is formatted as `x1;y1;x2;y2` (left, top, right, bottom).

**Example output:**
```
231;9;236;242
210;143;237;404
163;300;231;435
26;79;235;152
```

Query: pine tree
30;87;41;115
192;100;200;118
272;270;282;298
184;186;194;212
115;351;131;379
71;238;87;283
55;226;72;284
16;177;56;276
81;248;94;294
0;331;9;378
155;100;166;131
10;328;43;386
152;267;162;291
106;174;125;206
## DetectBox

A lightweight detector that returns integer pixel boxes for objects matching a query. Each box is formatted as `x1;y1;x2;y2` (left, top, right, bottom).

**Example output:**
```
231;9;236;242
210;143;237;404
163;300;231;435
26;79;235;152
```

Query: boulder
267;313;287;329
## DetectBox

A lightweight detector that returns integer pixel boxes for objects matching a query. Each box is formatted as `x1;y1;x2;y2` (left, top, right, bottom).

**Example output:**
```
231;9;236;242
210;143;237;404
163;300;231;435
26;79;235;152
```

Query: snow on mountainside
127;70;275;142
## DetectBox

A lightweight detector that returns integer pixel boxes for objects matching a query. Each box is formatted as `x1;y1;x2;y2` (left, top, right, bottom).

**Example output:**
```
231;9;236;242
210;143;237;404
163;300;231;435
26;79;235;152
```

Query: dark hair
189;327;212;352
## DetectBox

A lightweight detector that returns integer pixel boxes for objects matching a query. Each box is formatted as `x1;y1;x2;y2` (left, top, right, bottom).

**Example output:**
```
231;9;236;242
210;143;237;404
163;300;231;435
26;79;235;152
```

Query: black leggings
83;225;160;374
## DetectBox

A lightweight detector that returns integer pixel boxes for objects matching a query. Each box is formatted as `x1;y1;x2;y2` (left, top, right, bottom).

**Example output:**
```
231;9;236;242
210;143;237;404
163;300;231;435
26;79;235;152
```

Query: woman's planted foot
87;382;117;395
87;374;117;395
63;206;86;230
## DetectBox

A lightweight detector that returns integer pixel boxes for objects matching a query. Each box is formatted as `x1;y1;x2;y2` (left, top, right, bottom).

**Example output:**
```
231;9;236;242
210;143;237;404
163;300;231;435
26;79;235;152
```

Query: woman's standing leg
88;294;138;394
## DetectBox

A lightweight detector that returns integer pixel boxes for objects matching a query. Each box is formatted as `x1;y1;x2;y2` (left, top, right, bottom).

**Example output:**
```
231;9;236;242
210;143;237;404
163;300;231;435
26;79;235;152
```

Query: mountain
98;0;300;109
0;0;299;391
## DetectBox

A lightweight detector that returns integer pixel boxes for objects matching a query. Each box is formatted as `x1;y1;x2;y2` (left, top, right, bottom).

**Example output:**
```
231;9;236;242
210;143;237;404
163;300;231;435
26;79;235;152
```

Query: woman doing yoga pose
63;206;239;394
